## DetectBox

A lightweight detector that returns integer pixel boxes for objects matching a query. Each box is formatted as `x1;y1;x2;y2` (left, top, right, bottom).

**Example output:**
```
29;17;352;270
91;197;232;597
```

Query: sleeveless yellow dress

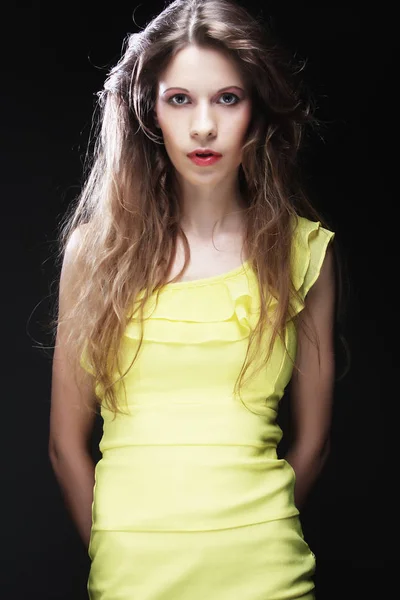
81;216;335;600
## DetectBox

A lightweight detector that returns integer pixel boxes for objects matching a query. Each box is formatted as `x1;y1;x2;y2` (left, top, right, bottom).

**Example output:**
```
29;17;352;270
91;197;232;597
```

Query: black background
2;1;392;598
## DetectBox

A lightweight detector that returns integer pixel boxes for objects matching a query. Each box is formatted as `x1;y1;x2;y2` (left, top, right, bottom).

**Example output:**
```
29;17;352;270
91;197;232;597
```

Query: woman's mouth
188;153;222;167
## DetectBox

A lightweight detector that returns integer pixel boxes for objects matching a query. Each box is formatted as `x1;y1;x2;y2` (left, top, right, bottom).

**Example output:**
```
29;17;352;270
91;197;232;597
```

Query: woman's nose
190;109;217;138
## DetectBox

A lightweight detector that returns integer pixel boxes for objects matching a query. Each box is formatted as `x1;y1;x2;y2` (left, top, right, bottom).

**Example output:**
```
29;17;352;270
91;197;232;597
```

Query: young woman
49;1;343;598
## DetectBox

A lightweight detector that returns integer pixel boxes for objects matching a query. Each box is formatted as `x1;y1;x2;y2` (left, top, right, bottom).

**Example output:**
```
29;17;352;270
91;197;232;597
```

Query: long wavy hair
50;0;349;418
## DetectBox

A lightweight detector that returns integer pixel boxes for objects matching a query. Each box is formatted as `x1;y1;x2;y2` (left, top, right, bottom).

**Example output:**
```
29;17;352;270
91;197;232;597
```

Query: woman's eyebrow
161;85;245;95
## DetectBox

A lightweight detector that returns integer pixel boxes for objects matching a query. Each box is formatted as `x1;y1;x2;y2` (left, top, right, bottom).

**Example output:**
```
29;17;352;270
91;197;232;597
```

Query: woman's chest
165;236;247;283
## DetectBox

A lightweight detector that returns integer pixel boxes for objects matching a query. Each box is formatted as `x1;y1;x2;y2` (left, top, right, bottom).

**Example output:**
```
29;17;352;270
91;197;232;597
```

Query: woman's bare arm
285;244;336;508
49;226;97;549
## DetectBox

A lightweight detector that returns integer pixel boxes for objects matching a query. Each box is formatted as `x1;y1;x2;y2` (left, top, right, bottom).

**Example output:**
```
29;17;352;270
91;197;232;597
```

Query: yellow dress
81;216;335;600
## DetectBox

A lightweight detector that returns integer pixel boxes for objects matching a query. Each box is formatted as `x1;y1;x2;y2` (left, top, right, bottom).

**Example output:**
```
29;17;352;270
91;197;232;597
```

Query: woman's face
154;44;252;184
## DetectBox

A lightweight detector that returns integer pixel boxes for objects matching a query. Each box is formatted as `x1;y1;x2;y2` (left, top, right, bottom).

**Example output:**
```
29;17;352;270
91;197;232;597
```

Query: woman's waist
100;402;283;450
91;447;298;531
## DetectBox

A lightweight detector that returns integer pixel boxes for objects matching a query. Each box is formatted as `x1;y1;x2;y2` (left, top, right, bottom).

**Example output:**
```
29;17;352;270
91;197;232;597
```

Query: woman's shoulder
291;214;335;239
290;214;336;299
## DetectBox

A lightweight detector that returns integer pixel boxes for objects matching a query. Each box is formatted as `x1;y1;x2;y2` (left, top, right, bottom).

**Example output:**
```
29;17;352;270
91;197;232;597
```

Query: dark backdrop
2;1;392;599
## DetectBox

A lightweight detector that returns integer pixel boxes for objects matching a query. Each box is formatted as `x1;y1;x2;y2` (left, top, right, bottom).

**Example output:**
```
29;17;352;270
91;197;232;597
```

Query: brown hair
50;0;348;418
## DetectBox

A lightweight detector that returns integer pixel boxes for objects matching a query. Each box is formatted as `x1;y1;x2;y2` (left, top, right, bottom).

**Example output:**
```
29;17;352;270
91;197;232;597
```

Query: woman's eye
168;92;240;106
168;94;188;105
220;93;240;105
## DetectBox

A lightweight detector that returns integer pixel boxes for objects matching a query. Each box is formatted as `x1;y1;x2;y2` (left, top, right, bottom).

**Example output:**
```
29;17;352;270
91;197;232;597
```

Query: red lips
187;148;222;157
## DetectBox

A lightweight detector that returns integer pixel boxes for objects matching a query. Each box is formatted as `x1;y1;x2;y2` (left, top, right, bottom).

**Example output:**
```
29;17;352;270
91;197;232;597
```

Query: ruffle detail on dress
123;265;260;345
122;216;335;344
289;216;335;317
